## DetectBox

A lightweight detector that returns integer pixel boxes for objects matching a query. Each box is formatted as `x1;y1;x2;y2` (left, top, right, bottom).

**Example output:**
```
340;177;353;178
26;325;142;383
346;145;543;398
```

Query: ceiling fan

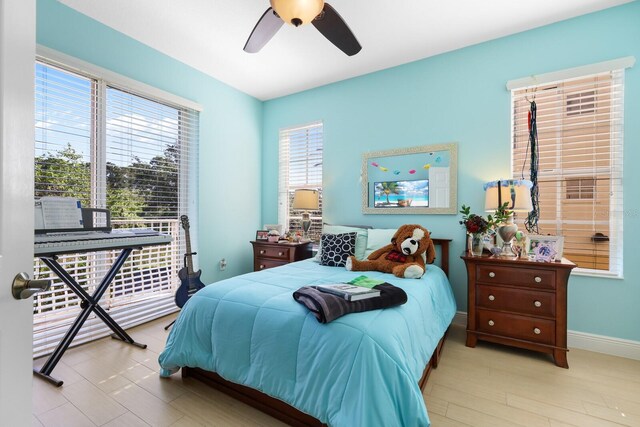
244;0;362;56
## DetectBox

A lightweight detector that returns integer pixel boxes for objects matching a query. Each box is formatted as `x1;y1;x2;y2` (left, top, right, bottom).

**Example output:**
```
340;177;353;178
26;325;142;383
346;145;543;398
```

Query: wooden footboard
183;328;449;427
182;367;324;427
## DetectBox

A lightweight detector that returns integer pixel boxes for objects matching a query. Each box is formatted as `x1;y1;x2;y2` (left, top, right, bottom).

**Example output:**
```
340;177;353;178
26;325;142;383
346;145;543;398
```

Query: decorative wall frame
361;143;458;214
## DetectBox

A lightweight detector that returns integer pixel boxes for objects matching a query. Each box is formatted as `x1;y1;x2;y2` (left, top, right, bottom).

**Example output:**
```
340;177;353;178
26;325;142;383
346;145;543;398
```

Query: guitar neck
184;227;194;274
185;231;193;274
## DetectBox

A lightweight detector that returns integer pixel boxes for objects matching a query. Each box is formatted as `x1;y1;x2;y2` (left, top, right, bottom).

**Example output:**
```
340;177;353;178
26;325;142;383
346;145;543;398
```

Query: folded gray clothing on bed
292;283;408;323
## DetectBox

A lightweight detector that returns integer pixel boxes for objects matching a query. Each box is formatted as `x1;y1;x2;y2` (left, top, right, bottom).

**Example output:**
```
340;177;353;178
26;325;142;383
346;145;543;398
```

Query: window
33;58;199;357
510;67;625;277
566;90;596;116
278;122;323;241
566;177;595;200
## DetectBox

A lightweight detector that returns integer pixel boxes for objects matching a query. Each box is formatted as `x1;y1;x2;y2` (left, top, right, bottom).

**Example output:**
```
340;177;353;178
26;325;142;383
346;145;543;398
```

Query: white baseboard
452;311;467;327
567;330;640;361
451;311;640;361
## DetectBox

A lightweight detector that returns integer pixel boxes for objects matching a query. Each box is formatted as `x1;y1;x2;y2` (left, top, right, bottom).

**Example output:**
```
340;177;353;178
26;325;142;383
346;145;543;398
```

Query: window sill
572;268;623;280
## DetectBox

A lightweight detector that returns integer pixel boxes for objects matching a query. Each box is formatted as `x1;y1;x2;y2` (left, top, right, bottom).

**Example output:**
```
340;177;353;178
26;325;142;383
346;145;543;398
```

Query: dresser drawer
476;265;556;290
254;246;291;261
477;309;555;345
477;285;555;317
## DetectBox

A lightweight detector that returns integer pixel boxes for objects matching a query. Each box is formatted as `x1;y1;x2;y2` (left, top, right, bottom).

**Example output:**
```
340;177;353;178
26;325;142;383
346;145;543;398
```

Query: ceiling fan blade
244;7;284;53
312;3;361;56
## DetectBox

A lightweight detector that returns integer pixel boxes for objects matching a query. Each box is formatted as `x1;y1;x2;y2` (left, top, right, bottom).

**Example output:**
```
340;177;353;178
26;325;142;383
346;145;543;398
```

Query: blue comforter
159;259;456;426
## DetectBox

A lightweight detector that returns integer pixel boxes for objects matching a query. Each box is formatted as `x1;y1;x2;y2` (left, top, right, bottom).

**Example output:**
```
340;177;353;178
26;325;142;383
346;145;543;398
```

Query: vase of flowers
460;204;510;256
460;205;490;256
470;233;484;256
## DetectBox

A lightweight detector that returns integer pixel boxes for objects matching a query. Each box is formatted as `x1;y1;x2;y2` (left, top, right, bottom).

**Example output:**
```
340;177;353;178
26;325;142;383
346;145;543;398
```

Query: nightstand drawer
254;259;287;271
477;309;555;345
477;265;556;290
251;241;312;272
255;246;291;260
477;285;555;317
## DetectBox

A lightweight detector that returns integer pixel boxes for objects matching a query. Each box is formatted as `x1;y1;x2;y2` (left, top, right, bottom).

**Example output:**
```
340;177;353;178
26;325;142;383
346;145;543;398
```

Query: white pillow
314;225;369;261
363;228;397;259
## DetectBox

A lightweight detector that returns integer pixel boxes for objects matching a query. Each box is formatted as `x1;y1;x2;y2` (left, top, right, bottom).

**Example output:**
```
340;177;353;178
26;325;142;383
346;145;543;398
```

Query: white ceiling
59;0;631;101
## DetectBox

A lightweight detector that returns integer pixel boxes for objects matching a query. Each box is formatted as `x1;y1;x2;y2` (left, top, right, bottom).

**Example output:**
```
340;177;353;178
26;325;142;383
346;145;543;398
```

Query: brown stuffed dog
345;224;436;279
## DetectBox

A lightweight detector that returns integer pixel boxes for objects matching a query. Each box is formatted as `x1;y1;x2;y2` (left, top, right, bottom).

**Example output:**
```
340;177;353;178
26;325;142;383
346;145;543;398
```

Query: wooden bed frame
182;238;453;427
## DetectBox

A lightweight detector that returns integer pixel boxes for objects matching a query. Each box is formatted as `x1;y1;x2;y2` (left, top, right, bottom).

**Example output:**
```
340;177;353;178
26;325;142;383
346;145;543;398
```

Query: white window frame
508;57;634;279
33;47;201;357
278;121;323;240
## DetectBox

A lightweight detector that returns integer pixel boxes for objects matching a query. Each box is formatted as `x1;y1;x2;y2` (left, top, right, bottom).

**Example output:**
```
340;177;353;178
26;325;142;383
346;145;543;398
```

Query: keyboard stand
34;247;147;387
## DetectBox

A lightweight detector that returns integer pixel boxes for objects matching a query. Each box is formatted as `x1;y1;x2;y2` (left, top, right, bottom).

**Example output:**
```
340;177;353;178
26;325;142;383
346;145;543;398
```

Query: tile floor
32;315;640;426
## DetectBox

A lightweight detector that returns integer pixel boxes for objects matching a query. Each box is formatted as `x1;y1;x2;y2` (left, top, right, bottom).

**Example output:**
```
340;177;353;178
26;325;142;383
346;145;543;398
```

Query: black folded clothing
293;283;407;323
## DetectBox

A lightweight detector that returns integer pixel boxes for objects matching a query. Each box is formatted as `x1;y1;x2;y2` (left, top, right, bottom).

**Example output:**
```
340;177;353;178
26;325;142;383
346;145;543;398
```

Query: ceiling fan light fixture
270;0;324;26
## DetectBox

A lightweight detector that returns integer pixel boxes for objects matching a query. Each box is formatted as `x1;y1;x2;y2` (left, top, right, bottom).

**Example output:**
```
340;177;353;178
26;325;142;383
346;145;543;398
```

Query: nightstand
461;253;576;368
251;241;313;271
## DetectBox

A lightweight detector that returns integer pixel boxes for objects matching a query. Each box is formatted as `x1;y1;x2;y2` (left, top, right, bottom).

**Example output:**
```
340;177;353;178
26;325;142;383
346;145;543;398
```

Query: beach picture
374;179;429;208
362;143;457;215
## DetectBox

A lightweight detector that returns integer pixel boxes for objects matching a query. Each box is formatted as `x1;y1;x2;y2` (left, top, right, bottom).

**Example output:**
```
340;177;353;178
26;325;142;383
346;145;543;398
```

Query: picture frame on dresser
527;235;564;262
255;230;269;241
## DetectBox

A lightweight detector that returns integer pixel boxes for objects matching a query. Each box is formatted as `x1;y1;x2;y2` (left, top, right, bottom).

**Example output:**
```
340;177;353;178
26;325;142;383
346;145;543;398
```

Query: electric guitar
174;215;205;308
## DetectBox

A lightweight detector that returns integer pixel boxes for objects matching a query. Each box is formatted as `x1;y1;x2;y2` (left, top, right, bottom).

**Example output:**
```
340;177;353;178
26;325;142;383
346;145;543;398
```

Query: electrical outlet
219;258;227;271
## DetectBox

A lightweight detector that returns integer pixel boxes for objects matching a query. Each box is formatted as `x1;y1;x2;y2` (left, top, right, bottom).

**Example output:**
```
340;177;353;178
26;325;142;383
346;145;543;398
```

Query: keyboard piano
32;199;175;386
35;229;172;256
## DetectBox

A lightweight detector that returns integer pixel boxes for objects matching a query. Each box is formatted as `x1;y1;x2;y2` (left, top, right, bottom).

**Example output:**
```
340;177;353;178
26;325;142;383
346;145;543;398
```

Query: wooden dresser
251;240;313;271
461;253;576;368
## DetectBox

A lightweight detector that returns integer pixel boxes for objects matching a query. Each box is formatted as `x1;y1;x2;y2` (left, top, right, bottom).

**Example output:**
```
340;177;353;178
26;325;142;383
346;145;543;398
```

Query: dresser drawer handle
278;252;284;256
488;295;495;301
533;327;541;335
534;276;542;283
489;272;496;278
534;300;542;307
259;264;265;270
488;320;495;326
259;250;265;255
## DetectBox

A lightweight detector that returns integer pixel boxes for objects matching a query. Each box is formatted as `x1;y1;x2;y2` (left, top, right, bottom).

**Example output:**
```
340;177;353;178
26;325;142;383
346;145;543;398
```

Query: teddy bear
345;224;436;279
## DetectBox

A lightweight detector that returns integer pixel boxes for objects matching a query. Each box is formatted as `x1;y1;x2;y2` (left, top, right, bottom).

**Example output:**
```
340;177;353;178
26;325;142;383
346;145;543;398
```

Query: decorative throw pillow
320;232;357;267
314;225;369;262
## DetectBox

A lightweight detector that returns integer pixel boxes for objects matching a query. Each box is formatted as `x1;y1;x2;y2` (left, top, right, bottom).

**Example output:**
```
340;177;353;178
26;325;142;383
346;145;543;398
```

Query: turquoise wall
36;0;263;283
262;2;640;341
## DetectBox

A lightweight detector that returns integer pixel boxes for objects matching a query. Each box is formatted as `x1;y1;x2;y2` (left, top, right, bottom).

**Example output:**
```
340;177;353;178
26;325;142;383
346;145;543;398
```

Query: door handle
12;272;51;300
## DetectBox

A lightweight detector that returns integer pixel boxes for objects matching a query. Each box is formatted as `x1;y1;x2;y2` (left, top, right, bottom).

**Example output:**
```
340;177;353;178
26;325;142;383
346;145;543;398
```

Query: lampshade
270;0;324;26
292;189;319;210
484;179;533;213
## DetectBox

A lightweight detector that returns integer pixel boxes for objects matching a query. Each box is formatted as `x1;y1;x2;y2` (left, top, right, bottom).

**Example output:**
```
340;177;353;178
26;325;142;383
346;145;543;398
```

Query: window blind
33;59;199;357
511;69;624;277
278;122;323;241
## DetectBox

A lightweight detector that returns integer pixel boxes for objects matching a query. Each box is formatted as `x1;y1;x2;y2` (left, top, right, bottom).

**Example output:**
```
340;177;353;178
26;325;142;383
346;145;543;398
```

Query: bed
159;238;456;427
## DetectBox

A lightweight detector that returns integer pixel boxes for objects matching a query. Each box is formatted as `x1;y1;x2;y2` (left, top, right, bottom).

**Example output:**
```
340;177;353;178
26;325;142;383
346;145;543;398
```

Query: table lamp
484;179;533;257
292;189;319;241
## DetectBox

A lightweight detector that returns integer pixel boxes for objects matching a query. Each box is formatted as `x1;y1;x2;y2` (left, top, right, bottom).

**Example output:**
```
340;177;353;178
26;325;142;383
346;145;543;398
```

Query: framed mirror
361;143;458;215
